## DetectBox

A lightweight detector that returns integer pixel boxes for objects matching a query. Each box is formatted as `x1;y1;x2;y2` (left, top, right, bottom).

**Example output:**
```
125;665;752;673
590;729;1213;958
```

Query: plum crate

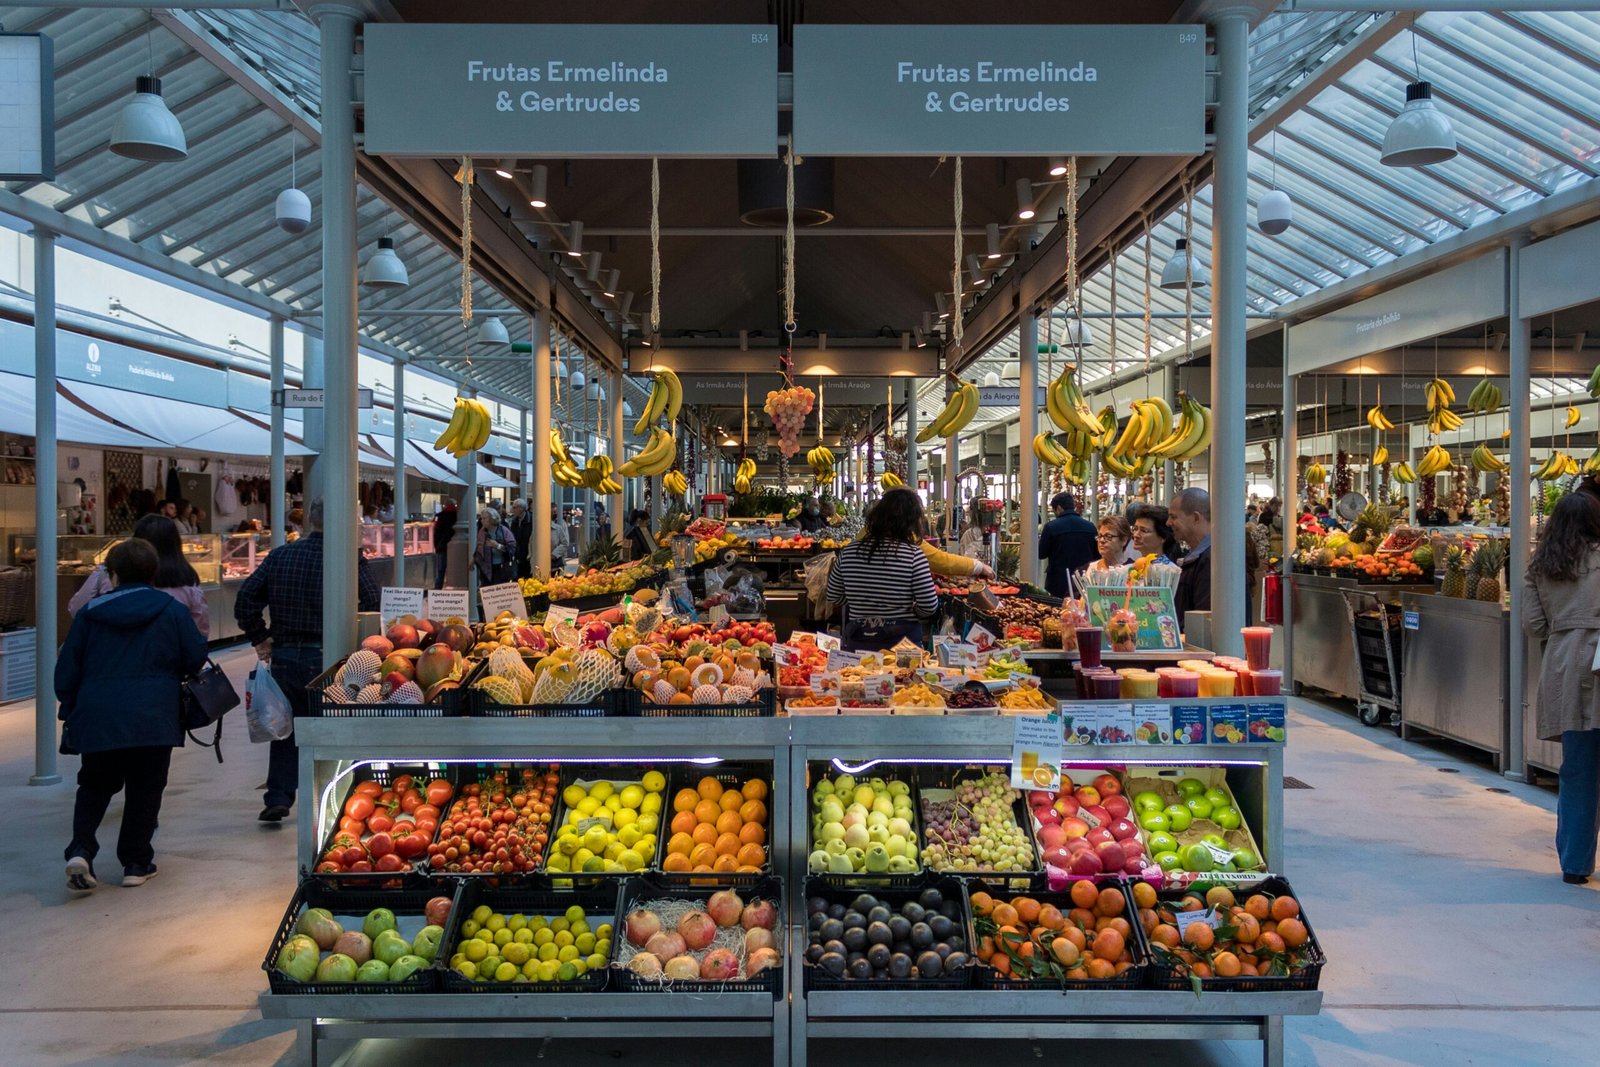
805;760;927;890
611;873;785;996
1144;876;1324;993
656;761;776;886
437;880;622;993
308;762;456;890
800;875;975;991
963;877;1150;991
914;764;1041;882
263;878;463;995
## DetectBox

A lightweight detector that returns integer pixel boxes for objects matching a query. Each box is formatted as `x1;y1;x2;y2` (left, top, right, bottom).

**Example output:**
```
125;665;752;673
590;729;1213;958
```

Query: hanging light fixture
967;254;985;287
494;158;517;179
567;220;584;257
985;223;1002;260
1381;82;1457;167
1159;238;1206;290
587;380;605;402
935;293;950;320
623;399;635;419
586;253;603;283
982;370;1001;387
1014;177;1036;220
569;367;586;390
1256;129;1293;235
527;164;548;208
620;291;635;318
604;270;621;299
914;327;927;348
1048;158;1069;178
362;237;409;288
476;316;510;346
1001;360;1020;380
1063;317;1095;348
109;75;187;161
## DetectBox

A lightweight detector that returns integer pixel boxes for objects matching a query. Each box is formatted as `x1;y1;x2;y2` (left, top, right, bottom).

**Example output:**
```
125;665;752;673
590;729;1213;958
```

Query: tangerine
1149;923;1180;948
1049;938;1080;967
696;776;724;801
1059;926;1087;951
714;832;741;856
673;789;700;813
1256;931;1286;955
1205;886;1236;910
1069;907;1098;930
1213;951;1241;977
1244;894;1271;921
738;822;766;846
1091;928;1125;961
670;811;698;836
1233;913;1261;944
1086;958;1116;979
969;891;994;918
739;799;768;825
1037;904;1066;931
1183;923;1215;951
1270;895;1300;922
1096;888;1126;918
1131;882;1157;911
693;799;722;825
736;842;766;867
990;902;1020;927
1013;897;1041;924
740;778;769;802
1277;917;1308;948
1070;880;1100;910
715;810;743;836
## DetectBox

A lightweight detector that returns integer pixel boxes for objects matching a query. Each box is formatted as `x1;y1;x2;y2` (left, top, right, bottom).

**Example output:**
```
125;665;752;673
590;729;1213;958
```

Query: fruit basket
1118;766;1267;885
965;877;1150;990
806;764;925;888
801;877;974;990
612;874;785;995
307;656;481;717
310;764;455;888
544;767;671;882
915;765;1040;881
425;766;561;882
617;685;777;718
659;763;774;885
439;881;621;992
263;879;461;995
1144;877;1324;992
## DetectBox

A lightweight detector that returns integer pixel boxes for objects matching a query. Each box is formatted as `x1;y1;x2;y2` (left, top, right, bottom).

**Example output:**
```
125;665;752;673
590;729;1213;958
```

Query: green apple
820;799;844;823
1184;796;1214;820
1138;811;1170;834
845;846;865;869
1180;843;1217;873
1211;806;1242;830
868;825;890;845
888;780;911;797
388;954;428;983
1176;777;1206;798
827;852;855;874
1231;847;1261;869
843;824;871;849
1201;832;1228;849
820;821;846;842
888;816;912;837
1146;831;1179;855
886;833;909;857
825;837;847;856
410;924;444;962
1163;804;1194;832
1155;851;1184;872
812;785;832;807
853;785;877;808
863;843;890;873
315;953;359;982
363;908;397;941
1133;791;1165;814
808;849;830;873
373;929;411;966
867;810;889;829
872;795;895;817
887;854;917;873
1203;787;1231;809
356;959;390;983
833;774;857;796
868;777;887;792
275;934;320;983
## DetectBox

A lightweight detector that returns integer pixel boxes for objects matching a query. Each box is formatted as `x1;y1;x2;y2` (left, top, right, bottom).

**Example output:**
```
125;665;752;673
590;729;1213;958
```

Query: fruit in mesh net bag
530;667;576;705
566;649;623;703
388;681;424;704
692;684;723;705
342;649;383;688
354;683;383;704
690;663;723;688
653;679;681;704
725;685;754;704
475;675;523;706
625;646;661;674
487;647;535;700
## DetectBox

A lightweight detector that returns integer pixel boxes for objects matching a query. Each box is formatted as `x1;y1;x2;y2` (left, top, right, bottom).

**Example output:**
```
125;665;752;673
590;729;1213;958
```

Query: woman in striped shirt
826;489;940;652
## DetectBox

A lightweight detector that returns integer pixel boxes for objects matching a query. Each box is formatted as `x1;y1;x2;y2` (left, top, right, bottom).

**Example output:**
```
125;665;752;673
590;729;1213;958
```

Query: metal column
315;3;361;667
532;312;553;576
269;317;286;550
1280;341;1297;692
31;229;60;786
519;408;530;505
945;388;960;539
391;358;407;587
904;379;919;492
1208;8;1251;658
611;367;625;529
1019;310;1040;585
1505;233;1531;782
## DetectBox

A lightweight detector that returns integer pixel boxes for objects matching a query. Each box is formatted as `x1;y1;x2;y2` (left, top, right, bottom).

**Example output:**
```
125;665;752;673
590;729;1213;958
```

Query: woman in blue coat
57;537;208;891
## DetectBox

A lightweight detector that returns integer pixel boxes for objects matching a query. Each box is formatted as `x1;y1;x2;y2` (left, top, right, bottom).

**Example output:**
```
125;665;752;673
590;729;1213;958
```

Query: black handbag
180;660;240;763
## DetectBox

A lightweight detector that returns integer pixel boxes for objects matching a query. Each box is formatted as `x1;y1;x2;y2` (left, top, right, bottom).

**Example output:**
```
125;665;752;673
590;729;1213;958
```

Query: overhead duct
737;157;836;227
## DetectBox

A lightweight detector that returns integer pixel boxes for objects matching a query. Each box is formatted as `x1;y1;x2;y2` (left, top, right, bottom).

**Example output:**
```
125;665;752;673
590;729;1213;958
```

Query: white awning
0;373;163;448
60;380;316;458
362;435;453;482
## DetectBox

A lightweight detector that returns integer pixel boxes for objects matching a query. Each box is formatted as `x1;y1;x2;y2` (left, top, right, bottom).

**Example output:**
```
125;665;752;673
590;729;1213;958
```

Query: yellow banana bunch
551;430;585;487
1425;377;1455;414
1365;404;1394;432
1061;456;1091;485
807;444;835;471
662;470;688;496
1393;462;1417;485
633;368;682;436
1045;365;1104;438
1417;444;1453;477
1147;392;1213;461
1427;407;1464;434
1372;446;1389;465
1566;404;1581;429
433;396;493;457
618;427;677;478
1100;450;1154;479
880;471;905;491
579;455;622;495
1537;452;1579;481
1304;462;1327;486
1107;397;1171;460
1470;443;1508;473
1095;405;1119;446
916;381;979;443
1467;379;1503;414
1584;448;1600;476
1032;431;1071;467
733;457;757;495
1062;428;1096;460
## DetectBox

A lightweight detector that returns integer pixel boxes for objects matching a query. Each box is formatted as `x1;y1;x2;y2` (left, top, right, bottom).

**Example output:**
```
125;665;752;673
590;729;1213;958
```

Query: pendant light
1000;360;1020;380
493;158;517;179
476;316;510;347
1382;26;1458;167
982;370;1001;387
1014;177;1036;220
1159;238;1206;290
110;75;187;161
1063;317;1095;348
569;367;586;391
985;222;1002;260
567;221;584;257
362;237;409;289
604;270;621;299
527;164;548;208
587;380;605;402
623;399;635;419
1256;129;1293;235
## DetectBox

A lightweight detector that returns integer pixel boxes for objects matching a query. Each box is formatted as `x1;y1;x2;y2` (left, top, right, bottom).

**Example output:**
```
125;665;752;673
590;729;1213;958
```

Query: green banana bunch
1467;379;1503;414
1470;443;1508;473
633;368;682;435
1304;462;1327;486
1588;362;1600;400
916;381;979;443
1584;448;1600;476
1365;404;1394;432
1061;456;1091;485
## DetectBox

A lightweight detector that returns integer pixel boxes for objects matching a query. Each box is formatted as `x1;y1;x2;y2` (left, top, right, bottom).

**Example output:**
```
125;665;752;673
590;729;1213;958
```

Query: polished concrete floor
1;643;1595;1066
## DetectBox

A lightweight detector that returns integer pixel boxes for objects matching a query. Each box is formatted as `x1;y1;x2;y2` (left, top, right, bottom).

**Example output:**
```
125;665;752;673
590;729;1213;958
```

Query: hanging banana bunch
1304;461;1327;486
433;395;493;457
1372;446;1389;465
579;454;623;495
1146;392;1213;462
662;469;689;496
1565;404;1581;429
1536;451;1580;481
633;368;682;435
1466;379;1503;414
733;456;757;495
1393;462;1417;485
1588;363;1600;400
1416;444;1453;478
880;471;906;491
1044;365;1103;438
807;443;836;488
1583;447;1600;476
618;427;678;478
551;430;586;488
1470;443;1509;473
1365;404;1394;432
1425;378;1462;434
915;380;978;443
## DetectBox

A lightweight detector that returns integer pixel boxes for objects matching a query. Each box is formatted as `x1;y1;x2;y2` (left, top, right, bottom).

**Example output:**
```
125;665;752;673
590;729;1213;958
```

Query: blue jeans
264;645;321;810
1559;729;1600;877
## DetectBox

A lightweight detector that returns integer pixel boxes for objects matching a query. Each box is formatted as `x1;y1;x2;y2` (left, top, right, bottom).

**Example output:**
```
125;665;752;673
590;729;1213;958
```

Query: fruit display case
612;873;785;994
617;684;777;718
805;762;925;887
1144;877;1324;993
308;656;481;717
263;879;463;995
915;765;1040;881
438;881;620;992
543;766;672;881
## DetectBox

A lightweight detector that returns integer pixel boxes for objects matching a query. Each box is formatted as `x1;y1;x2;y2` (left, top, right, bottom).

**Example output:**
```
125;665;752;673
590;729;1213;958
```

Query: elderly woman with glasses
1085;516;1132;578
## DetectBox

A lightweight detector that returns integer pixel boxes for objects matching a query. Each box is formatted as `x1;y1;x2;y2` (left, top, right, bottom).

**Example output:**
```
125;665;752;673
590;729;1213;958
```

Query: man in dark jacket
1038;492;1098;597
58;538;208;891
507;498;534;579
432;497;458;589
1171;488;1213;621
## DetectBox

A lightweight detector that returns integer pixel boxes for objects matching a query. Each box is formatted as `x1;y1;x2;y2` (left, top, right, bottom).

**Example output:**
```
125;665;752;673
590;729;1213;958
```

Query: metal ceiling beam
95;127;294;230
1301;101;1505;215
1411;20;1600;134
1272;123;1467;229
155;8;321;138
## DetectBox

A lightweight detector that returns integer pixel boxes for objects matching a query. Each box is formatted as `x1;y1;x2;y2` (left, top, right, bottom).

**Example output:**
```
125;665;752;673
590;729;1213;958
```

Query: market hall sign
792;25;1205;155
362;24;778;157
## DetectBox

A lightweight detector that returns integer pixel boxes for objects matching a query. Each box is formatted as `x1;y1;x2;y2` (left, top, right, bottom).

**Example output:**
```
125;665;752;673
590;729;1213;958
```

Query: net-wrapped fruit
353;683;383;704
475;674;523;706
625;645;661;674
388;681;424;704
341;649;383;689
692;684;723;705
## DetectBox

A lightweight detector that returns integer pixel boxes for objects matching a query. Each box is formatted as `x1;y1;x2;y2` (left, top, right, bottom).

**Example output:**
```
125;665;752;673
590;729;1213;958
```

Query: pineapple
1465;551;1482;600
1474;539;1507;603
1442;545;1466;598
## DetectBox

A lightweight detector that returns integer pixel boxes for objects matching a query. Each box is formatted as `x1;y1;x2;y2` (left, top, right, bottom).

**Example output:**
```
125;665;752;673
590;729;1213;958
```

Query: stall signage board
793;24;1204;155
976;385;1049;407
479;582;527;620
364;24;778;157
1011;714;1062;790
275;388;374;409
1082;585;1182;651
380;587;425;624
427;588;470;621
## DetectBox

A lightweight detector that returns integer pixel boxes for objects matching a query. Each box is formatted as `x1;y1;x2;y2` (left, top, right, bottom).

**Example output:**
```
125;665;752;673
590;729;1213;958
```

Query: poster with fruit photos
1082;585;1183;651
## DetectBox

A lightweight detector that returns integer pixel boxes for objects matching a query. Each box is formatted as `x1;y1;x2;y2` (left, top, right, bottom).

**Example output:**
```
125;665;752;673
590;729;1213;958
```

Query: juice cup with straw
1242;627;1274;672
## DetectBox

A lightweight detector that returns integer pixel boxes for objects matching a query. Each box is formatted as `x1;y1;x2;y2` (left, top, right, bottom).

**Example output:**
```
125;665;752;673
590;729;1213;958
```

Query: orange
990;902;1019;928
690;823;718;847
689;842;717;868
735;652;761;673
1105;917;1132;942
1183;923;1214;951
684;655;704;672
1069;880;1100;911
1013;897;1041;924
1037;904;1065;931
1086;958;1116;979
673;789;700;813
1049;938;1080;967
736;842;766;867
714;832;741;856
1277;917;1308;948
666;667;691;691
1270;895;1300;922
1058;926;1086;951
1205;886;1236;910
662;852;692;872
1138;908;1158;934
1213;951;1241;977
712;853;739;872
740;778;768;802
668;692;693;705
1233;913;1261;945
715;810;743;836
990;953;1012;977
1068;908;1098;931
693;799;721;826
1131;882;1157;911
667;831;695;857
1149;923;1180;948
1244;894;1271;921
739;799;768;826
968;891;994;918
738;822;766;846
1096;887;1126;918
696;776;725;801
692;864;714;873
670;811;698;836
719;790;743;813
1256;931;1286;955
1091;928;1124;962
736;864;762;874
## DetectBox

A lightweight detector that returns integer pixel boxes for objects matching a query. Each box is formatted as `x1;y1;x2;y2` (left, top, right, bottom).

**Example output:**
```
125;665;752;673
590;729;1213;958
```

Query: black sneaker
122;863;158;887
259;805;292;823
1563;873;1590;885
66;856;97;892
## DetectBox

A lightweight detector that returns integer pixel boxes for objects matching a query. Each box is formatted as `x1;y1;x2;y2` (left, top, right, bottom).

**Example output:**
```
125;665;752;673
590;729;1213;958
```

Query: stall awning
0;373;163;448
58;380;307;459
362;435;454;482
394;438;515;489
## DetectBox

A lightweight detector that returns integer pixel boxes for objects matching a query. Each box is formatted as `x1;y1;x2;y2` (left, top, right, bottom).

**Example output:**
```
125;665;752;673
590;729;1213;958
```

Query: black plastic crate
617;685;776;718
437;880;621;993
468;689;617;718
1144;876;1325;992
307;763;456;889
307;657;480;717
915;764;1041;881
800;875;974;991
543;765;675;884
656;761;777;885
611;873;785;995
429;764;563;884
805;761;927;889
964;877;1148;990
263;879;462;995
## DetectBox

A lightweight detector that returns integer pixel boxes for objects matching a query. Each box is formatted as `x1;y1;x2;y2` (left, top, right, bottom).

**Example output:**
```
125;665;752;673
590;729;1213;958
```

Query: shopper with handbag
57;537;208;891
474;506;517;586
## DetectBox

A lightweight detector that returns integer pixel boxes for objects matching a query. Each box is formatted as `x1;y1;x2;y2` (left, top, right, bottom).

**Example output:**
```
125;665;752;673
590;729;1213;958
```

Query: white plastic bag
245;667;294;743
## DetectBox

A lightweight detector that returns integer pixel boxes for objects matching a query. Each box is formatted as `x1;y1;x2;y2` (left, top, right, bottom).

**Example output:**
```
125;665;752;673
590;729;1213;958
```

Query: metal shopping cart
1341;588;1405;728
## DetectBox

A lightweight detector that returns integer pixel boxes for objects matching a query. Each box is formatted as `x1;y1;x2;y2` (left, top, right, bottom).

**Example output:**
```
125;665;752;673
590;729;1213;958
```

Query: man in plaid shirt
236;499;379;822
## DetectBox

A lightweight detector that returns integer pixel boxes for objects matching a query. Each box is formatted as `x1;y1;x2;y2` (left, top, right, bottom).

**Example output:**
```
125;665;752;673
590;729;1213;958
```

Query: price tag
426;588;469;621
1010;713;1063;791
708;603;731;627
1203;841;1238;866
772;644;800;667
380;587;424;624
966;622;998;650
936;641;979;668
545;603;580;626
826;650;864;671
572;814;613;834
814;632;842;652
862;672;896;700
479;581;527;621
1174;908;1220;935
810;671;842;696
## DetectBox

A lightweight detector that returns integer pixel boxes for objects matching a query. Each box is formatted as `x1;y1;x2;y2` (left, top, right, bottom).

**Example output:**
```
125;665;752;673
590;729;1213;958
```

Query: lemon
575;932;597;954
562;784;586;808
640;793;662;815
513;928;534;944
596;923;614;940
454;960;478;980
563;904;586;924
557;835;581;857
585;857;609;873
537;960;561;982
604;795;623;812
463;940;488;963
575;797;601;817
582;826;610;853
537;943;558;962
551;917;569;933
470;904;492;926
476;929;496;945
557;944;580;963
480;956;502;977
572;848;595;869
619;849;644;871
557;962;579;982
595;939;611;958
602;859;625;873
554;930;574;948
586;952;607;972
533;927;554;946
495;961;519;982
530;915;548;930
521;959;540;979
508;914;528;932
460;919;480;939
636;812;658;834
641;770;666;792
604;842;624;861
570;919;589;936
449;953;465;970
546;854;570;872
617;824;644;849
619;784;645;809
503;943;531;966
570;958;587;977
613;808;637;829
589;781;615;802
493;928;513;947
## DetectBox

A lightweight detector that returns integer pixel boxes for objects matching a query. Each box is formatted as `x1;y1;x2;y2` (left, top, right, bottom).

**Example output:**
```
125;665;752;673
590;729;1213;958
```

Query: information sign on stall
544;603;581;627
1011;714;1062;790
479;582;527;621
426;588;470;621
1082;585;1183;651
380;587;424;624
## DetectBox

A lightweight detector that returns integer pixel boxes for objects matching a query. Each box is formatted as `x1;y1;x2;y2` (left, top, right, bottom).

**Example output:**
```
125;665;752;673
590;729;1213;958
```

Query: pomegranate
625;909;663;946
663;955;701;980
747;947;781;977
707;889;744;928
644;931;686;960
626;953;663;977
677;910;717;951
744;927;776;954
699;948;740;981
739;899;778;931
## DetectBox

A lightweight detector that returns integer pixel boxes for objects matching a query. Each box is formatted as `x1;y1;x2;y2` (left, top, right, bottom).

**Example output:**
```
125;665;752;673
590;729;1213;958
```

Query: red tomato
374;852;406;873
413;819;437;839
392;774;414;792
348;860;373;872
315;861;341;874
414;804;440;823
399;791;423;814
353;780;383;798
367;812;395;834
341;845;367;867
339;815;366;837
344;795;376;821
393;829;428;859
367;832;395;858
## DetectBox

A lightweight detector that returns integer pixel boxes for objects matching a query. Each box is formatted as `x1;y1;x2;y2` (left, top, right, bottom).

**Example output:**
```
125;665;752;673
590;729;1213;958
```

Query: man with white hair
507;498;533;579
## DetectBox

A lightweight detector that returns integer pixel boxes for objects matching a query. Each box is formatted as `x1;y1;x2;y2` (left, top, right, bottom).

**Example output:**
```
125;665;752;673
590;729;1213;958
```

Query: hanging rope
1142;213;1153;372
649;158;662;336
1066;157;1080;370
951;156;964;351
816;379;825;445
784;151;797;330
1109;242;1119;377
459;157;474;330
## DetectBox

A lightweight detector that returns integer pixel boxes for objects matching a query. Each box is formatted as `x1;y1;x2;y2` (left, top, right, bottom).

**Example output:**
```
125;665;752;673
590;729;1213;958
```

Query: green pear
863;844;890;873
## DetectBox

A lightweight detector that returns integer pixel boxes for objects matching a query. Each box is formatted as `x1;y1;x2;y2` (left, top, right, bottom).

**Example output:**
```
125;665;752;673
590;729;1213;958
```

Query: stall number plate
1403;611;1420;631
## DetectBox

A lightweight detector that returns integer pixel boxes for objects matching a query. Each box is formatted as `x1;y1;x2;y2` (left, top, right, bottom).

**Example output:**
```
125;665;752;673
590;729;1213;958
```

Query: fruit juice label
1171;704;1208;745
1246;701;1287;743
1132;703;1173;745
1096;702;1135;744
1063;707;1100;745
1209;704;1249;744
1010;713;1062;790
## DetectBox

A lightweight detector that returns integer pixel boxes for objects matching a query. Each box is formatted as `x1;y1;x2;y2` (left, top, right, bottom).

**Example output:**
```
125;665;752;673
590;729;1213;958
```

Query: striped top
826;540;940;622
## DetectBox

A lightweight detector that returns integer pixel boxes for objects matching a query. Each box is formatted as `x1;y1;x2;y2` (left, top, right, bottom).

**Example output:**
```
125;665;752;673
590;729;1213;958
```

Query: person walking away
826;489;940;652
235;499;380;822
508;499;534;579
627;509;655;561
432;497;458;589
1523;491;1600;885
58;538;207;890
1170;488;1213;618
1128;504;1182;564
474;506;517;587
1085;516;1132;580
1038;492;1098;597
550;504;573;576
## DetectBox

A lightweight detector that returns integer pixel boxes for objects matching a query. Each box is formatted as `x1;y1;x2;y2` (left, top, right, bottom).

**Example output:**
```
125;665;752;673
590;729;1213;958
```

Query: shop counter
1522;634;1564;778
1397;591;1509;767
1288;572;1430;701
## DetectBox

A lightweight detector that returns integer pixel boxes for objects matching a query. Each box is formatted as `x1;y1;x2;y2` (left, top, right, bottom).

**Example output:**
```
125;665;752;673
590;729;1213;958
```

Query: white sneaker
66;856;97;892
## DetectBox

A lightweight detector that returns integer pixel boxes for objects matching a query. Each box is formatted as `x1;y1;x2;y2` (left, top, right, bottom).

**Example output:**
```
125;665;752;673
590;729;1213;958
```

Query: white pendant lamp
604;270;620;299
569;368;586;391
1381;81;1458;167
527;164;549;208
109;76;187;161
1159;238;1206;290
476;316;510;346
985;222;1002;260
274;188;311;234
982;370;1001;387
1000;361;1020;380
1014;177;1036;220
1063;318;1095;348
623;399;634;419
567;221;584;257
1256;189;1293;235
587;380;604;402
362;237;409;288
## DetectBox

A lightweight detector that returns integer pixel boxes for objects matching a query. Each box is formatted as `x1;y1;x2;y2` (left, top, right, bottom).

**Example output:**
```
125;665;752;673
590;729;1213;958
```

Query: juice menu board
1082;585;1183;651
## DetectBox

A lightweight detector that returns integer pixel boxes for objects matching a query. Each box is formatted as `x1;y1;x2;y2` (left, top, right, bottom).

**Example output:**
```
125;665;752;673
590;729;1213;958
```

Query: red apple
1083;805;1112;827
1102;795;1132;820
1123;854;1148;875
1108;817;1140;842
1034;806;1063;828
1093;839;1127;872
1121;838;1146;859
1093;773;1123;798
1054;795;1080;818
1061;817;1090;840
1066;836;1092;854
1086;827;1115;848
1037;824;1069;851
1027;790;1058;807
1059;772;1076;793
1041;844;1072;868
1074;785;1102;807
1069;850;1104;877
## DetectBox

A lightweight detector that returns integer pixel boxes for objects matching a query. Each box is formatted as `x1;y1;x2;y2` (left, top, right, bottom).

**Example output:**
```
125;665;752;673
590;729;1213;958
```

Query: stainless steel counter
1522;632;1564;777
1399;591;1508;766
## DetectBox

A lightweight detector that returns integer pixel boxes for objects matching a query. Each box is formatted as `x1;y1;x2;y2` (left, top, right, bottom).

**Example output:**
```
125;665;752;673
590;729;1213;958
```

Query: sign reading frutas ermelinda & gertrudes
362;24;778;157
791;25;1205;156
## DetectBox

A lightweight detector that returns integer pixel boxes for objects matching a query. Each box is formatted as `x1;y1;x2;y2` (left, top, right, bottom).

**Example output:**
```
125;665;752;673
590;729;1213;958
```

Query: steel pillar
269;317;286;550
1506;233;1531;782
1019;311;1040;585
30;229;60;786
391;358;406;587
